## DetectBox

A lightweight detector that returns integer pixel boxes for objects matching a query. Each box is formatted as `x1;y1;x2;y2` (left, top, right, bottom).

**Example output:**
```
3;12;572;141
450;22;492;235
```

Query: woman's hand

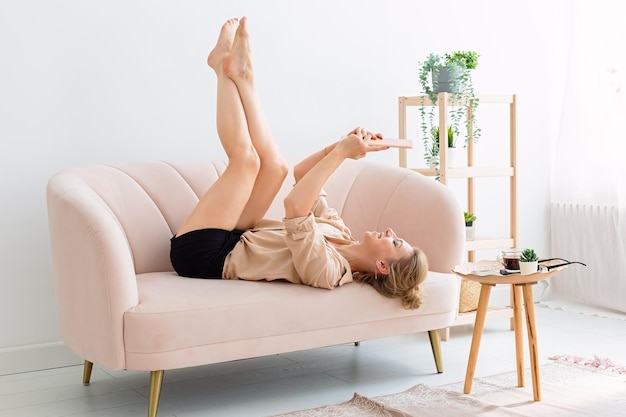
286;127;388;218
335;127;389;160
346;126;382;142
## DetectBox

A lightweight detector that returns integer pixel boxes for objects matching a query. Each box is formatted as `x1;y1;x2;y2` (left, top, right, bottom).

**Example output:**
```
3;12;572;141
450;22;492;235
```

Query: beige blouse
222;194;355;289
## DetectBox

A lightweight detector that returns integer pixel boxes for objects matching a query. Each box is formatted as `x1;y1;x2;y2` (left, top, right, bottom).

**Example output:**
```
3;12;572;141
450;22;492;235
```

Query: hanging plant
417;51;481;164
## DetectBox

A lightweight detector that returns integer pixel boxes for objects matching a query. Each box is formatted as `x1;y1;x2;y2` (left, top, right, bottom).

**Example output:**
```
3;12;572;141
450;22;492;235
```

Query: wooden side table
453;261;566;401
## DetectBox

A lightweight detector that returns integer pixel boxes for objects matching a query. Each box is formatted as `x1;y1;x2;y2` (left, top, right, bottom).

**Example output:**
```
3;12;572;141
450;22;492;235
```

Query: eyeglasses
538;258;587;271
499;257;586;275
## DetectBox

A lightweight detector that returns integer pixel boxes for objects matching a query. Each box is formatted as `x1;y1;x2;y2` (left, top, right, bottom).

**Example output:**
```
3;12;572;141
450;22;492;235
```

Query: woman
170;17;428;309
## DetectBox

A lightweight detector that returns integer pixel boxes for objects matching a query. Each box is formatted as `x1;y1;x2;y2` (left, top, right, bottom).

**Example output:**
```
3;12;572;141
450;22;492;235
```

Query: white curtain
543;0;626;316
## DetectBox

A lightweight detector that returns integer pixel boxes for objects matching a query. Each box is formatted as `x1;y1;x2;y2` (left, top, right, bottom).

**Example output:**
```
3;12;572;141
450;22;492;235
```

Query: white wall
0;0;566;373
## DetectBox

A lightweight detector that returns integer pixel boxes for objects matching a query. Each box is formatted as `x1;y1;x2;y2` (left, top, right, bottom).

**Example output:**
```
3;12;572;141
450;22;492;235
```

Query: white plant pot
519;261;539;275
465;224;475;241
447;147;467;167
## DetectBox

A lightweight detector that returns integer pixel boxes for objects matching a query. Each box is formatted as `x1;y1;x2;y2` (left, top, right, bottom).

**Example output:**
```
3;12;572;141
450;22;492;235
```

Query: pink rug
548;354;626;374
273;356;626;417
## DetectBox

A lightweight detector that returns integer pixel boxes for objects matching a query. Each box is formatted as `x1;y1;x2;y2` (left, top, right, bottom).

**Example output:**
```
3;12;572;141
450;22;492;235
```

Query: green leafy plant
444;51;479;70
521;248;539;262
434;125;456;148
417;50;481;164
464;211;476;226
424;126;455;169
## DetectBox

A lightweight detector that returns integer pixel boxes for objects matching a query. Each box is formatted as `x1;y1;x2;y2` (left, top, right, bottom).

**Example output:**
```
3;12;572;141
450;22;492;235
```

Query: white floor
1;305;625;417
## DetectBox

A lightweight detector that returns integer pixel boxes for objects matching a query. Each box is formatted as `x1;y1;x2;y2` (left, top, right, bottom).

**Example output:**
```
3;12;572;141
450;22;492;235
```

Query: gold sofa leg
428;330;444;373
148;370;164;417
82;360;93;386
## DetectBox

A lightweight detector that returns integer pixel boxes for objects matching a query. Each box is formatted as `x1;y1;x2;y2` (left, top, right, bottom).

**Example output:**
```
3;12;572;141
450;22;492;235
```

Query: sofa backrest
325;160;465;272
47;159;464;276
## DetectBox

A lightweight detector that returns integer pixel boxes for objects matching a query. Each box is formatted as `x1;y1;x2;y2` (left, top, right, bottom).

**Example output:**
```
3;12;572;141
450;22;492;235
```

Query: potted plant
419;51;479;96
418;50;481;164
464;211;476;240
424;125;453;169
520;248;539;275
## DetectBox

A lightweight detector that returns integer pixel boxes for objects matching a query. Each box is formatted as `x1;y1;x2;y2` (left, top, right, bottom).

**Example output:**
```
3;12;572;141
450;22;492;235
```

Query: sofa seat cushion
124;272;458;357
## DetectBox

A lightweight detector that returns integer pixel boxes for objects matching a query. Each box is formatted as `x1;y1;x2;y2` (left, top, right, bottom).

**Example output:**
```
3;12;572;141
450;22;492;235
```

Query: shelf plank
465;238;515;251
414;167;514;178
474;94;516;104
414;168;437;176
448;167;514;178
454;305;513;326
400;94;515;107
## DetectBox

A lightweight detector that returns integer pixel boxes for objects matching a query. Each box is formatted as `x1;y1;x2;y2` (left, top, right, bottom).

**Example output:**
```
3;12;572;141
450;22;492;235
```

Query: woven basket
459;278;481;313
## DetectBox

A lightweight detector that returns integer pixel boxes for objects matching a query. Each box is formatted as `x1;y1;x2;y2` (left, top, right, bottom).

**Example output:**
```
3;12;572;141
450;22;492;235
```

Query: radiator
545;203;626;313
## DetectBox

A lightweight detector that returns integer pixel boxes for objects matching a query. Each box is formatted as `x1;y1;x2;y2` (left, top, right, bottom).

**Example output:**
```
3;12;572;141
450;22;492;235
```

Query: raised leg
82;360;93;386
177;17;286;236
522;284;542;401
464;283;492;394
428;330;444;373
223;16;288;230
176;18;261;237
148;370;164;417
512;284;524;387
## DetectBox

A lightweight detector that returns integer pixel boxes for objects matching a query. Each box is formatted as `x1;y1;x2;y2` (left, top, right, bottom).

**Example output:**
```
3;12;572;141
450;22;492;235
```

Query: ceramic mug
497;249;523;271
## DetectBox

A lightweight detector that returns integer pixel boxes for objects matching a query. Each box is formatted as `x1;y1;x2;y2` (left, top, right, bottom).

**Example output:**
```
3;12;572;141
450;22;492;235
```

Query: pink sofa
46;158;464;417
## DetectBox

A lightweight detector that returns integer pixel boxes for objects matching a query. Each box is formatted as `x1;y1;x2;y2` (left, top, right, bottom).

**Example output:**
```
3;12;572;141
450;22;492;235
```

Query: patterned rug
272;356;626;417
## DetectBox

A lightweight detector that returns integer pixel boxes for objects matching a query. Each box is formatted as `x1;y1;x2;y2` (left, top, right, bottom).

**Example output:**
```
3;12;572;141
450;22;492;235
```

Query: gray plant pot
433;66;461;94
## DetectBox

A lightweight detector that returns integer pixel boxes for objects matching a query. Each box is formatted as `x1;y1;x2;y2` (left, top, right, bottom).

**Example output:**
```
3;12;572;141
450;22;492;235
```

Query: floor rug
272;357;626;417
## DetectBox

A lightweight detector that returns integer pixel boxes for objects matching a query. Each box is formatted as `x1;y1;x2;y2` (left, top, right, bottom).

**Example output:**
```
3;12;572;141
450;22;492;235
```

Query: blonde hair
353;247;428;310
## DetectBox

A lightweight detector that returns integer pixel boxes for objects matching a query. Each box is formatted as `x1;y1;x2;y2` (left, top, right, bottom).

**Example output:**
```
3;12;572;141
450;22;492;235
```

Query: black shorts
170;228;244;279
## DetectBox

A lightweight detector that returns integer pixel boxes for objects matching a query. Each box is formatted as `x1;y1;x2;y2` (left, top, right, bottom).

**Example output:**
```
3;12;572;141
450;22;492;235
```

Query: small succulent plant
464;212;476;225
521;248;539;262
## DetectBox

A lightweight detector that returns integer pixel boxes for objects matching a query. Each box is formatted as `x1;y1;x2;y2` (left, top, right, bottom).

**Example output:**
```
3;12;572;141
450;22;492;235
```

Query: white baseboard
0;342;82;376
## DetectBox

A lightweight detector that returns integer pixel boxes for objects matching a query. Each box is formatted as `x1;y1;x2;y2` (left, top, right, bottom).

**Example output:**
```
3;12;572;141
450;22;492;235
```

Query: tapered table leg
464;283;493;394
454;262;564;402
522;284;541;401
512;284;524;387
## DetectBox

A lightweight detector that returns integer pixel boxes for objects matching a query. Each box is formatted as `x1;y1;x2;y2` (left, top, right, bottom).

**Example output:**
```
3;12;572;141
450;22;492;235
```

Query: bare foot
223;16;253;81
207;18;239;71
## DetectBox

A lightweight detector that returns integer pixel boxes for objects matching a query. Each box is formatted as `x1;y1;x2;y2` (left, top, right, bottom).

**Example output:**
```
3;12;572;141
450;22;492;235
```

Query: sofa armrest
325;160;465;273
47;173;139;370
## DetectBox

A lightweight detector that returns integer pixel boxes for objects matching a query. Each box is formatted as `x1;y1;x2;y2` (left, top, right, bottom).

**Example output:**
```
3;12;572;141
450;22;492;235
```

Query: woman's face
361;228;413;263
